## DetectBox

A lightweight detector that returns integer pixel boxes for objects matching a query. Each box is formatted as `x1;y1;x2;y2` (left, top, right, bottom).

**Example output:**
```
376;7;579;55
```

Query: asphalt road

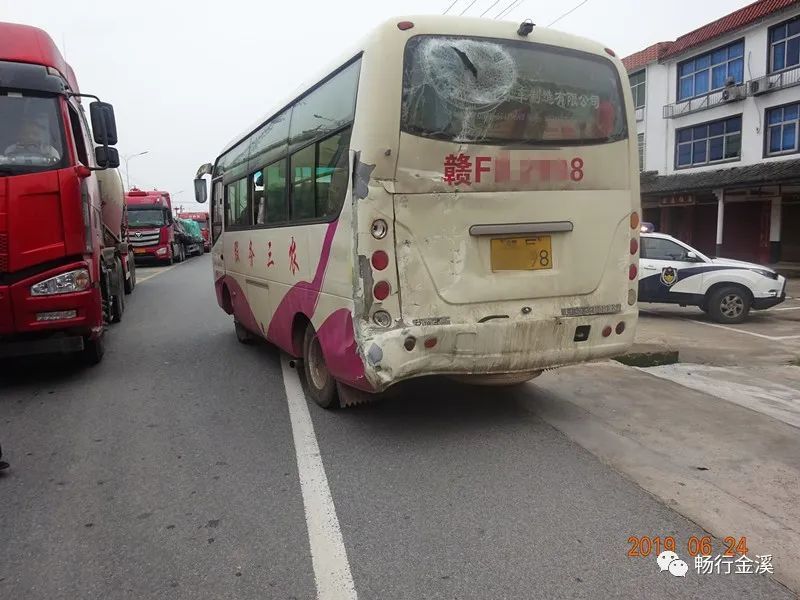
0;255;794;600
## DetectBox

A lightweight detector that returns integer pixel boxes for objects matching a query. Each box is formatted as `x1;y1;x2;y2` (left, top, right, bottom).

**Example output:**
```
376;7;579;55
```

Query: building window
769;15;800;72
630;70;646;109
637;133;645;171
677;41;744;101
766;103;799;155
676;115;741;168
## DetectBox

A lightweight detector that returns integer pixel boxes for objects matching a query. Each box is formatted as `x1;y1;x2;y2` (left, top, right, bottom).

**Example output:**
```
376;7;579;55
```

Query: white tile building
624;0;800;264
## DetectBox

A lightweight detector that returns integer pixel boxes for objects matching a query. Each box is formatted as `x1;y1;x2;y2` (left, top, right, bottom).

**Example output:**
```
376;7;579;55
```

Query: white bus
194;16;640;407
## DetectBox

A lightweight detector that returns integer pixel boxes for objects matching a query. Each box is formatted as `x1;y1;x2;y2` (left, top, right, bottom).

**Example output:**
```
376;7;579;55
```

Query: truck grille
129;230;161;248
0;233;7;272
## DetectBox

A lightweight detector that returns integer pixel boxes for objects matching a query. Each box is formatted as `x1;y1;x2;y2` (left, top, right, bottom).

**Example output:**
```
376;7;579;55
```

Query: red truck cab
0;22;124;363
126;189;180;264
177;211;211;252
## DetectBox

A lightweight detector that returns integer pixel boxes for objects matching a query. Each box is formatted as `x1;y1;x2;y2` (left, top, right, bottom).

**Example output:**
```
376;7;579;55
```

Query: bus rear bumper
360;311;637;391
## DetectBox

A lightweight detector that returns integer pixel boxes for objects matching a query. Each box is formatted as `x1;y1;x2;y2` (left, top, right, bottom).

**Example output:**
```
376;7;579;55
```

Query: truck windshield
401;35;627;145
128;209;166;227
0;92;66;175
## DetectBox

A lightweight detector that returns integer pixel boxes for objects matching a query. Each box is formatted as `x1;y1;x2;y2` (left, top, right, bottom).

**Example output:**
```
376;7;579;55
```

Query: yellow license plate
133;248;146;255
490;236;553;271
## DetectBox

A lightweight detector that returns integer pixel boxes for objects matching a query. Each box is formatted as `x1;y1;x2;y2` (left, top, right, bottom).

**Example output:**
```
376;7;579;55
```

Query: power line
480;0;503;17
443;0;459;15
548;0;590;27
495;0;524;20
460;0;480;16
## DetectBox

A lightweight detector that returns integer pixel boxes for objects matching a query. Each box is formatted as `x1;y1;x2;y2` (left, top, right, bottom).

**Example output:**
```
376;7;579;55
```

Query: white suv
638;232;787;324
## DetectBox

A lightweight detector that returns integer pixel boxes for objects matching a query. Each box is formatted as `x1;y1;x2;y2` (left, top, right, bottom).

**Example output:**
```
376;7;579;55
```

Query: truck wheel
110;262;125;323
124;251;136;295
234;320;254;344
80;334;105;366
302;324;339;409
707;285;751;324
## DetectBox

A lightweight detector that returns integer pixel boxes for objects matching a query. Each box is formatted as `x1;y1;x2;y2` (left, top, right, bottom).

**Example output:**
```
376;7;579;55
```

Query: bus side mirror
194;178;208;204
89;101;118;146
95;146;120;169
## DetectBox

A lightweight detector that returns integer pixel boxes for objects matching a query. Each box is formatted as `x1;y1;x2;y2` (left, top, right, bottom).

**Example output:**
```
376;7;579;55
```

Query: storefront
641;159;800;264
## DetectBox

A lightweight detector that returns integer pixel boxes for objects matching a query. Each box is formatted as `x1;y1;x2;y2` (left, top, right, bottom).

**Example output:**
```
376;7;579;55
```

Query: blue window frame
766;103;799;155
769;15;800;72
676;115;742;168
677;40;744;101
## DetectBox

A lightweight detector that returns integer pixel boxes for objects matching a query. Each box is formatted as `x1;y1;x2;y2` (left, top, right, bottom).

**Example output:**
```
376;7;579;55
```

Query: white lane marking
280;356;358;600
640;309;800;340
686;319;800;341
773;306;800;311
639;364;800;429
136;264;178;283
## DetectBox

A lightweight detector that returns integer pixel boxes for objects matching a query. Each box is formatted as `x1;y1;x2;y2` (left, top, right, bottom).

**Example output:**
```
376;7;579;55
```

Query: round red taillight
602;326;613;337
630;212;640;230
371;250;389;271
630;238;639;255
629;264;638;280
424;337;437;349
373;281;391;301
397;21;414;30
616;321;626;335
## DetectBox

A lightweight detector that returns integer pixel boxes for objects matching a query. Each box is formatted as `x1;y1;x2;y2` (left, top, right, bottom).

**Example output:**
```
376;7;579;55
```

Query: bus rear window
401;35;627;146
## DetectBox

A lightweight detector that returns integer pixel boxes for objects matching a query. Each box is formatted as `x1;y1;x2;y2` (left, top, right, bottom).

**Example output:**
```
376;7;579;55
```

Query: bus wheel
234;320;254;344
303;325;339;409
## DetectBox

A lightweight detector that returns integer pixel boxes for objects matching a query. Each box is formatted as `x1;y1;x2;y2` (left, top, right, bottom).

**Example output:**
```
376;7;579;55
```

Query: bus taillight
371;250;389;271
630;212;640;229
602;326;612;337
629;264;638;280
630;238;638;255
371;219;388;240
374;281;391;301
615;322;626;335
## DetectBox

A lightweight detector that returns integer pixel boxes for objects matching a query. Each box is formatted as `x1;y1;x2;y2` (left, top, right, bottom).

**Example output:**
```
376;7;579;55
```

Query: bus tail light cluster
602;322;627;337
371;250;389;271
629;211;640;301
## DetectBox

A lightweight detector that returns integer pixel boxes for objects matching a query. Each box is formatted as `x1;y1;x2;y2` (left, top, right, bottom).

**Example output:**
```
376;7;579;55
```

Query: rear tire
124;251;136;295
109;260;125;323
234;320;254;344
707;285;751;324
80;334;105;366
303;324;339;409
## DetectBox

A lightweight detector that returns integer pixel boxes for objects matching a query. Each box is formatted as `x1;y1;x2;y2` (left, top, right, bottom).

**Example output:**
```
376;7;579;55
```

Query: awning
641;158;800;196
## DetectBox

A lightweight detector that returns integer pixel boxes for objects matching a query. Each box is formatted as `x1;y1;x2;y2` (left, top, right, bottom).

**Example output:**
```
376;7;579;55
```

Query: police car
638;228;787;324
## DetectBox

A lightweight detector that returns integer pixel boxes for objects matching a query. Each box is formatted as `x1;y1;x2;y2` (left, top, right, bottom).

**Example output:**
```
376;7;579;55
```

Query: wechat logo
657;550;688;577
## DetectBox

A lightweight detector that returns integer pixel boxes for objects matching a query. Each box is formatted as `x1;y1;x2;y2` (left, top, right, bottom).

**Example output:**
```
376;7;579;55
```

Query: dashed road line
280;356;358;600
136;264;179;283
686;318;800;341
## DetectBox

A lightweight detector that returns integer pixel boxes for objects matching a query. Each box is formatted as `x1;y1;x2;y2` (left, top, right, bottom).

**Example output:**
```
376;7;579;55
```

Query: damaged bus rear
197;16;639;406
351;17;639;393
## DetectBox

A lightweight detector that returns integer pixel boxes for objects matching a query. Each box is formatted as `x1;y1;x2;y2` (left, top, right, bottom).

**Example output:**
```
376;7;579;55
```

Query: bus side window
264;159;288;224
316;128;351;219
225;179;251;228
290;145;316;221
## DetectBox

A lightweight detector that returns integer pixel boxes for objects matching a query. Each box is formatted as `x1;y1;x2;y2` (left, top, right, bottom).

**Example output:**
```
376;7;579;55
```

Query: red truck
0;22;129;364
177;211;211;252
126;188;185;264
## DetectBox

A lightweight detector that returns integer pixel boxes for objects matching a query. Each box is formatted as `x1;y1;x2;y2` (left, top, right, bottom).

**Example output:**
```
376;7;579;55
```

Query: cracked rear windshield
401;35;627;145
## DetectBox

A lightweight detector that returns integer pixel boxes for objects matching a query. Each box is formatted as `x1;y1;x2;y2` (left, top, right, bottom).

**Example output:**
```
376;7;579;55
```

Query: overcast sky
1;0;750;212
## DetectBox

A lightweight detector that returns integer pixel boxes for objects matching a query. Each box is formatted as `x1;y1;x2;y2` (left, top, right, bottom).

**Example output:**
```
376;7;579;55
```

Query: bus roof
0;21;80;94
219;15;616;157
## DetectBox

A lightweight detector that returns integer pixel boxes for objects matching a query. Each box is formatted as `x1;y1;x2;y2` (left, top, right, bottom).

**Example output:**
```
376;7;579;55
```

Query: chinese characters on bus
443;153;584;185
